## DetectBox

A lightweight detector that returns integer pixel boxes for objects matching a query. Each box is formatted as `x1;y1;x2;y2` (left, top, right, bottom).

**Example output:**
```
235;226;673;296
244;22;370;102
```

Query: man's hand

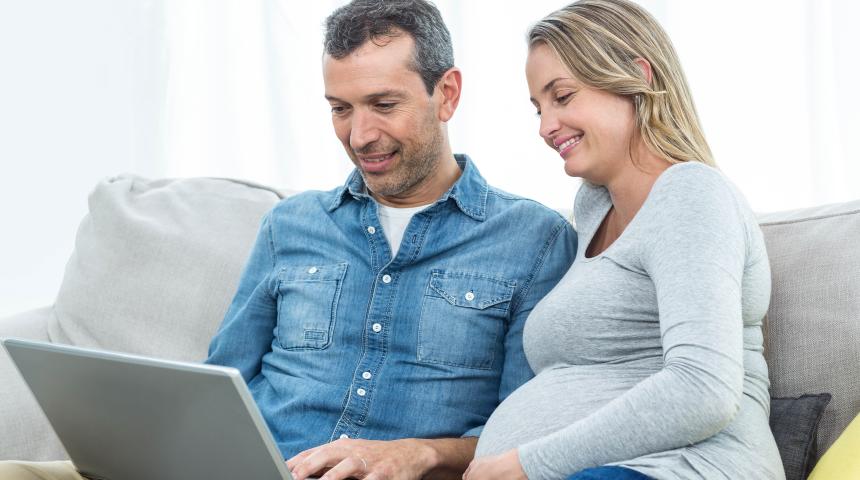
462;449;527;480
287;437;434;480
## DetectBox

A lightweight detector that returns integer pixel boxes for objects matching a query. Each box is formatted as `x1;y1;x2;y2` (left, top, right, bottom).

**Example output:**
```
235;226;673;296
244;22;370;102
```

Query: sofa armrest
0;306;67;460
0;307;53;341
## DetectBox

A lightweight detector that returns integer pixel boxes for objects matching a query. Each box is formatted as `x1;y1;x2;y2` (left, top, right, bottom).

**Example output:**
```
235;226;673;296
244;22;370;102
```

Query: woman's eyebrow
530;77;568;103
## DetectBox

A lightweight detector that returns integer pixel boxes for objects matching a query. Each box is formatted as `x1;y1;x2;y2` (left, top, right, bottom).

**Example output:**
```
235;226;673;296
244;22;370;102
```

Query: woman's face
526;43;637;185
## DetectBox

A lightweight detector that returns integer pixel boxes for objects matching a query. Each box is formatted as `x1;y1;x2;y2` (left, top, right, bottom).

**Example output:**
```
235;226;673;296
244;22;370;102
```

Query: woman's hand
462;449;528;480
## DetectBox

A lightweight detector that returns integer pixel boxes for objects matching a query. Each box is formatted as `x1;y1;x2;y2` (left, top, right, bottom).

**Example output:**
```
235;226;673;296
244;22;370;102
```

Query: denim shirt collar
327;154;488;221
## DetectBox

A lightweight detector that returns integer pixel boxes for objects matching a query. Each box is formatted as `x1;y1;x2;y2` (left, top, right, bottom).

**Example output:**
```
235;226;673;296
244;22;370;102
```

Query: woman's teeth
558;136;583;152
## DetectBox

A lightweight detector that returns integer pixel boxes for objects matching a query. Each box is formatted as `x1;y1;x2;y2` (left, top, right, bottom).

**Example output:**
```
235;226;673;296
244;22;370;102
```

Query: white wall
1;0;858;318
0;1;161;318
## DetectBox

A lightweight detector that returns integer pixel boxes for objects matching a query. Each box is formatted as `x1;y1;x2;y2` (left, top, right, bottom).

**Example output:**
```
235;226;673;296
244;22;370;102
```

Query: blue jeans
566;466;654;479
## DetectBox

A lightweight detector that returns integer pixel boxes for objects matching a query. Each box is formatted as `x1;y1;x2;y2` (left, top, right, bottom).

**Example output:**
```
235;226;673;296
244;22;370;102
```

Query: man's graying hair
324;0;454;95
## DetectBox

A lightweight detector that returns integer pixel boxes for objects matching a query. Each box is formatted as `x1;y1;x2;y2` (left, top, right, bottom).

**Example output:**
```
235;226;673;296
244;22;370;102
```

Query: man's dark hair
324;0;454;95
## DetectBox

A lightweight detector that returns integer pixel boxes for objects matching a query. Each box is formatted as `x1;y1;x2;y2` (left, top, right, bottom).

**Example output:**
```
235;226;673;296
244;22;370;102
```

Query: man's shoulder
484;184;571;227
268;186;344;218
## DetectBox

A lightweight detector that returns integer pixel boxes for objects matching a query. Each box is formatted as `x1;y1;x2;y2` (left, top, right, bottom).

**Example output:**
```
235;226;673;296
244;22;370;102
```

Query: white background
1;0;858;318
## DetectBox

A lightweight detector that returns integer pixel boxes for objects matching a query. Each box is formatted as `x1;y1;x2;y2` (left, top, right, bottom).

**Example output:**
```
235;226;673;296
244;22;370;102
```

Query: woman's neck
603;149;671;231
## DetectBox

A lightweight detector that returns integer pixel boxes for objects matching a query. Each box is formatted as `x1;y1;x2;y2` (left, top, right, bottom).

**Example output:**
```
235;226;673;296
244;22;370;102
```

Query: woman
463;1;784;479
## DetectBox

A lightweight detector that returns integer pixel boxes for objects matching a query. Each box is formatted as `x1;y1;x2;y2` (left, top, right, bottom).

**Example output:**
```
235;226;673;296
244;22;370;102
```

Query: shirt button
465;291;475;301
362;371;372;380
382;274;392;284
367;226;376;234
308;267;318;274
357;388;367;397
339;434;349;439
372;323;382;333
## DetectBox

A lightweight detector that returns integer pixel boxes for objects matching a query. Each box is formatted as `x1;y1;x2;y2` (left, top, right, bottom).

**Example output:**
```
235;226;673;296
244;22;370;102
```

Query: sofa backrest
50;175;859;458
49;175;283;361
759;200;860;456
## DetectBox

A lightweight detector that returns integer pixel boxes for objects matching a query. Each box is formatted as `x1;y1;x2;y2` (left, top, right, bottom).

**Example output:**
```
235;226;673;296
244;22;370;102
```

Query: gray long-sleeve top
475;162;785;479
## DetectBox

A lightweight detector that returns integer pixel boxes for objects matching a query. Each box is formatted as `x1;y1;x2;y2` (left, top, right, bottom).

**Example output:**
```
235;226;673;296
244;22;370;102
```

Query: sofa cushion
808;411;860;479
759;199;860;458
48;176;283;362
770;393;831;480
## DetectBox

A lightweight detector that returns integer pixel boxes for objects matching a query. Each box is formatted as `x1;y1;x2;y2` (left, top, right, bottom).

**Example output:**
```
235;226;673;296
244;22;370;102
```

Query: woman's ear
634;58;653;86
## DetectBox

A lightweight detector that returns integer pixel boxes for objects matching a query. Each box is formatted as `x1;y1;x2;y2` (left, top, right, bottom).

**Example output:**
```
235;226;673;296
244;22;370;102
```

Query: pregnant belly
475;361;657;457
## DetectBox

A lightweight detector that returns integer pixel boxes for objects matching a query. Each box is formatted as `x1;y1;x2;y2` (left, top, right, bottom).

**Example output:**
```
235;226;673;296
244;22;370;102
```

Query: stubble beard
356;120;446;200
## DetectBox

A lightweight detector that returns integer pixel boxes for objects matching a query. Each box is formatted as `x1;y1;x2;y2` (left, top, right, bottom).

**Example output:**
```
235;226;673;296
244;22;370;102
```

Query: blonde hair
528;0;715;167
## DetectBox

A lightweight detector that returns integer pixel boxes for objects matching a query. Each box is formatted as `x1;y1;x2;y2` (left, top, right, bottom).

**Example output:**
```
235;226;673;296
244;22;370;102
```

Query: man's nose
350;109;381;151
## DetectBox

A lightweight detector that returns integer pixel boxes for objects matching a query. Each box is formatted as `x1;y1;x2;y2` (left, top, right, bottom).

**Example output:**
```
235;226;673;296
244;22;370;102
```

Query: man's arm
463;216;577;442
205;213;278;380
496;217;577;405
459;216;577;480
287;436;477;480
420;437;479;480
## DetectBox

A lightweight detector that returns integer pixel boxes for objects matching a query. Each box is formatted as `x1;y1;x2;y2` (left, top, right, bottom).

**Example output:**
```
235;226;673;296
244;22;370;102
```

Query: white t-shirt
377;203;432;257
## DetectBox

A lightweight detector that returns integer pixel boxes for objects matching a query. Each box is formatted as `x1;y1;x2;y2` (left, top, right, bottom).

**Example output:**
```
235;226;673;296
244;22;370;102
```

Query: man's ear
634;58;653;86
436;67;462;123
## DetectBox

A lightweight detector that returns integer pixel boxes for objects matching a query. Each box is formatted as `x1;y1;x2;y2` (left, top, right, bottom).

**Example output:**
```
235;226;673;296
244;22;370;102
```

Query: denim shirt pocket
417;270;516;370
276;262;348;350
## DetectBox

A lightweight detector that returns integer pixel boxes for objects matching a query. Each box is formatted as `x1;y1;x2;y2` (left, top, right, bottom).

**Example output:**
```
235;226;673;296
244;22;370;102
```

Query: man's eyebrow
529;77;567;103
325;90;408;103
364;90;408;101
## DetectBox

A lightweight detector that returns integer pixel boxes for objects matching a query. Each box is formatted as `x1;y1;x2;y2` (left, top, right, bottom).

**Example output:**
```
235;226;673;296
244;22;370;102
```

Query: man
0;1;576;479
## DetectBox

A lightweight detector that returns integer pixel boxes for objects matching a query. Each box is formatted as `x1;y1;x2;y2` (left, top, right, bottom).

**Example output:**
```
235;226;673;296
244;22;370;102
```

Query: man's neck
373;155;462;208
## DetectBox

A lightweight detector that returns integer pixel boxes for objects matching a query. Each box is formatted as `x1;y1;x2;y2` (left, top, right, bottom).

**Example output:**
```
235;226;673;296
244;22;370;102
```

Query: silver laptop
2;338;294;480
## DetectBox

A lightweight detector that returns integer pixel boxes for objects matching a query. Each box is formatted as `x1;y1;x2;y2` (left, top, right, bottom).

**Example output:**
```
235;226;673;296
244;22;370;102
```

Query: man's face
323;34;446;201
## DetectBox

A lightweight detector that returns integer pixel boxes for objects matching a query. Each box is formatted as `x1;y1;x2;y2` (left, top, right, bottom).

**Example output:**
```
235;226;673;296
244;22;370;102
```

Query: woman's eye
556;93;573;104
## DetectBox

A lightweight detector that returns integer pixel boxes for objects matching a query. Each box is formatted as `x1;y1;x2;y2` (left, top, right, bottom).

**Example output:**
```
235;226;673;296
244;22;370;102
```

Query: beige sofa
1;175;858;473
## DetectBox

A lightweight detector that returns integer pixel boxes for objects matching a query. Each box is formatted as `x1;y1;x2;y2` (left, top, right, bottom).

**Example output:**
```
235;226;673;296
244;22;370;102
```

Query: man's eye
376;103;396;111
331;106;348;115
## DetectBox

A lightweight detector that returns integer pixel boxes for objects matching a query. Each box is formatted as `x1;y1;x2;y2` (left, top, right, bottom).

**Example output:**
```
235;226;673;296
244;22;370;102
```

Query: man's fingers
286;448;316;471
319;455;366;480
291;447;342;480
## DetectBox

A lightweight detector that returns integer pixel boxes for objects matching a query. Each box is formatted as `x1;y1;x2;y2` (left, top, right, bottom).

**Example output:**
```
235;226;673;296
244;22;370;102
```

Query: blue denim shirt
206;155;576;459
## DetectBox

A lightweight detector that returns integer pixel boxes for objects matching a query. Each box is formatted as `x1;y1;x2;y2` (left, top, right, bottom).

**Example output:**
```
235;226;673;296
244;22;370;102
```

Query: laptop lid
2;338;292;480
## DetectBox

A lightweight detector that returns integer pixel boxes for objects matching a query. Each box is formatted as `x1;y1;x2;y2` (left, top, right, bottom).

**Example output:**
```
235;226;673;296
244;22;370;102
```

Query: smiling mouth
358;151;397;163
557;135;583;153
356;150;398;173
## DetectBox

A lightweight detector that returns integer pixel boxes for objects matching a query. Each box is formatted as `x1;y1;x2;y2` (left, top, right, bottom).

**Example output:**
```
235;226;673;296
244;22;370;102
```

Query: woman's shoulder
640;161;764;258
652;161;729;196
647;161;751;218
